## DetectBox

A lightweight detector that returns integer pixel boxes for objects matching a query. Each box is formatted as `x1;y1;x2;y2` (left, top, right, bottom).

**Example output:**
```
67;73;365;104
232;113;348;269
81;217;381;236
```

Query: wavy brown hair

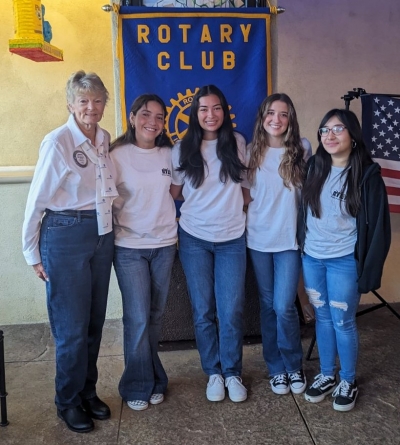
247;93;306;189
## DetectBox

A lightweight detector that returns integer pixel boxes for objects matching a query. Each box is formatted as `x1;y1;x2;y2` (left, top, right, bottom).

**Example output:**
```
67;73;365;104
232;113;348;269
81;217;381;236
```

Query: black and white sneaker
332;379;358;412
304;373;337;403
270;373;290;395
288;369;307;394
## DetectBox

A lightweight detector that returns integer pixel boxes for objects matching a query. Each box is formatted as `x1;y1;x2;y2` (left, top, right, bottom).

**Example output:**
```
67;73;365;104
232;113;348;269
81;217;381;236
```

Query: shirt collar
67;114;105;149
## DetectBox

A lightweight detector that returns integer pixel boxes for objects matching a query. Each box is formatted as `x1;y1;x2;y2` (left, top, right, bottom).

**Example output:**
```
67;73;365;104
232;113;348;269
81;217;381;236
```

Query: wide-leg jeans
40;210;114;410
178;226;246;378
302;253;361;382
114;244;176;402
249;248;303;376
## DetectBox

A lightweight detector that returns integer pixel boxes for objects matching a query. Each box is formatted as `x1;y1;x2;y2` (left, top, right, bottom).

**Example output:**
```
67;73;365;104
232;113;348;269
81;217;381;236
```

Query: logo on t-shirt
331;189;346;201
162;168;171;177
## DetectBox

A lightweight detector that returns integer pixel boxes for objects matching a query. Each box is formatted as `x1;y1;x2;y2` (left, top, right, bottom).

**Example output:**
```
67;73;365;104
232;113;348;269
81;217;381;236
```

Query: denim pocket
47;216;78;229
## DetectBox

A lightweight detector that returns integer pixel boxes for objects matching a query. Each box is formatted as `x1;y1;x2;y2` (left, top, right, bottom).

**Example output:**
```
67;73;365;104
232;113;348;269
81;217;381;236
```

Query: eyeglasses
318;125;347;137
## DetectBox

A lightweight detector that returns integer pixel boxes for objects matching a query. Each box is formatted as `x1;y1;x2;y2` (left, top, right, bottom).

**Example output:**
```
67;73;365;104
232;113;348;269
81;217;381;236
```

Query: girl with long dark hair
299;109;391;411
110;94;177;411
170;85;248;403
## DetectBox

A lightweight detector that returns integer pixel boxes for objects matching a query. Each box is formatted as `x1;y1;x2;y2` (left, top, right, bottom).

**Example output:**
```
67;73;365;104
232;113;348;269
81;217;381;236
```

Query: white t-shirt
171;133;246;242
111;144;177;249
304;166;357;259
243;138;312;252
22;114;111;265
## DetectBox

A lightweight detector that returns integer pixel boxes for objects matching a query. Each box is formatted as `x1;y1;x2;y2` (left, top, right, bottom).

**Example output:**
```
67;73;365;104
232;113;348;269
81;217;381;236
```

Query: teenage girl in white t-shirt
110;94;177;412
300;109;390;412
242;93;311;396
170;85;248;403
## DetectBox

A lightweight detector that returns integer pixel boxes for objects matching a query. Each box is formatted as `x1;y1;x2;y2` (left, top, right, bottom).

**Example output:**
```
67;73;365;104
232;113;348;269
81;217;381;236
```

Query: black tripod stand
306;88;400;360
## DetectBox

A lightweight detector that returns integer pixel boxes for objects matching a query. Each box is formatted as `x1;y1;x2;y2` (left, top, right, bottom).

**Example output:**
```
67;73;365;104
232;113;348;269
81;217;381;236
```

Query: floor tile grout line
116;398;124;444
291;392;317;445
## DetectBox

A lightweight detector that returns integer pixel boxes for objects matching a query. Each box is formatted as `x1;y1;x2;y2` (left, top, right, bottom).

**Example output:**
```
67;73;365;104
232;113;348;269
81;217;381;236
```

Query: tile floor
1;304;400;445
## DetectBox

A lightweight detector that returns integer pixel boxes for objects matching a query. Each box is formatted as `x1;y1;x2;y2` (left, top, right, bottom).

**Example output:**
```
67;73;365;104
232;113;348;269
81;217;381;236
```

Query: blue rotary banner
118;7;272;143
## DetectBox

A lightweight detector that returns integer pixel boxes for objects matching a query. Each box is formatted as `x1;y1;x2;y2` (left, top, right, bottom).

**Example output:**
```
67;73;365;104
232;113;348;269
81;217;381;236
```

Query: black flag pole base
0;331;9;427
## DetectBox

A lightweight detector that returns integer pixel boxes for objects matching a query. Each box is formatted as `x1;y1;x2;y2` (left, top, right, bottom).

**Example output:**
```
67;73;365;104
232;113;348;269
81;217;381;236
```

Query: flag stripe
380;167;400;180
382;176;400;187
386;186;400;197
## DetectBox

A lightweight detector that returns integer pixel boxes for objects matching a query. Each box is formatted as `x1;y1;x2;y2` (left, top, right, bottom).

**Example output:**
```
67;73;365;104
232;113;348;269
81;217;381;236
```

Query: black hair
176;85;246;188
302;109;373;218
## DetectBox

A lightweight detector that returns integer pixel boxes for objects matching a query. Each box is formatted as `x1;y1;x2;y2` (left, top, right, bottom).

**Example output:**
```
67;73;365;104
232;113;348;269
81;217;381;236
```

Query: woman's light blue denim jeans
178;226;246;378
114;244;177;402
302;253;361;382
249;248;303;376
40;210;114;410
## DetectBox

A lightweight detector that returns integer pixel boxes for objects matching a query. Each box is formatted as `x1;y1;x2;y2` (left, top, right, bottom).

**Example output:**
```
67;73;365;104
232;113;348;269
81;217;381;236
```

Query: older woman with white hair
22;70;117;433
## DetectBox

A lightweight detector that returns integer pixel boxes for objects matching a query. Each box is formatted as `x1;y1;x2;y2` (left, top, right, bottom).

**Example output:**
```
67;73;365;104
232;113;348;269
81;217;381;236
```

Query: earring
131;124;135;129
352;140;356;148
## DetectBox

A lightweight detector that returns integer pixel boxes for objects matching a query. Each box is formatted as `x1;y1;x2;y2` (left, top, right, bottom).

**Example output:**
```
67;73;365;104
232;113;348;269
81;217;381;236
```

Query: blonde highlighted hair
247;93;306;189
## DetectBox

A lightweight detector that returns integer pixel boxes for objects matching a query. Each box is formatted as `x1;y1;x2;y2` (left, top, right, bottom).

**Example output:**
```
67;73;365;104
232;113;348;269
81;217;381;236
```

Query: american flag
361;94;400;213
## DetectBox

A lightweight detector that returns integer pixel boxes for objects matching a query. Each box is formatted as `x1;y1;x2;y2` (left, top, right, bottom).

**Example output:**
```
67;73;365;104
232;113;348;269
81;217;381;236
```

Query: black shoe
81;395;111;420
57;406;94;433
332;379;358;412
305;373;337;403
288;369;307;394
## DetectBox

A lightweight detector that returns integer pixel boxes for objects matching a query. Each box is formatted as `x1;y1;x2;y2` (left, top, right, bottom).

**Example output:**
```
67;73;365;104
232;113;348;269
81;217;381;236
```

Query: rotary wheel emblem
166;88;199;143
166;88;236;143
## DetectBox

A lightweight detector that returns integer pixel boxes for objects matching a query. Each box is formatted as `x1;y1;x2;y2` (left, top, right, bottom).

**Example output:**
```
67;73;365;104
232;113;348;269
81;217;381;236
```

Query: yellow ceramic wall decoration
8;0;63;62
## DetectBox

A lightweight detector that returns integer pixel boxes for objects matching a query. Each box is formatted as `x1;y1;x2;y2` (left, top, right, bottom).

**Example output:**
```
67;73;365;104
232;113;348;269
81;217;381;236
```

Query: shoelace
289;371;301;381
332;380;350;397
208;375;224;386
310;373;333;388
272;374;287;384
226;376;242;387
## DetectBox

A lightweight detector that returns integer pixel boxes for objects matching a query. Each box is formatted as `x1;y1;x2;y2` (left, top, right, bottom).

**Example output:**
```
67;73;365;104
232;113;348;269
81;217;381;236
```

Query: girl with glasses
242;93;311;396
299;109;391;411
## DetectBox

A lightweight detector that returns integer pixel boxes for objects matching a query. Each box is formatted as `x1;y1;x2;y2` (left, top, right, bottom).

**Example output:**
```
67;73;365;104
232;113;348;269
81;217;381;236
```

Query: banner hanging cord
267;0;278;14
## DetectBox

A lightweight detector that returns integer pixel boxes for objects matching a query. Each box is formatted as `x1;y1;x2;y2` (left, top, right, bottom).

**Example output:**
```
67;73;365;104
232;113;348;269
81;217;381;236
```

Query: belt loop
77;211;81;223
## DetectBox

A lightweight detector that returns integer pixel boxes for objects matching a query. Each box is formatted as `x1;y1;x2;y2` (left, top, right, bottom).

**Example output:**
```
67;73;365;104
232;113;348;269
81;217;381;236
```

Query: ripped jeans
302;253;361;382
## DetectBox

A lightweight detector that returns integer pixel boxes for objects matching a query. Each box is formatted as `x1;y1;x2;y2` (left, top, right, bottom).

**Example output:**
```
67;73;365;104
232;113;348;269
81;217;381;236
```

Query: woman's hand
33;263;49;282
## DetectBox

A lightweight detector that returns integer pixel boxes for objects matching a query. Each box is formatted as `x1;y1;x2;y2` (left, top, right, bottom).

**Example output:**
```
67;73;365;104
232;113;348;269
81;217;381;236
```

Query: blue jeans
302;253;361;382
178;226;246;377
40;210;114;410
249;249;303;376
114;244;176;401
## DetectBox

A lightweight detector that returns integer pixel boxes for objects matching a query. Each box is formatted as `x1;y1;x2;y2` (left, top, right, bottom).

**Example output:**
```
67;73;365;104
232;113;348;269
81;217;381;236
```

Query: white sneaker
127;400;148;411
206;374;225;402
225;376;247;402
149;393;164;405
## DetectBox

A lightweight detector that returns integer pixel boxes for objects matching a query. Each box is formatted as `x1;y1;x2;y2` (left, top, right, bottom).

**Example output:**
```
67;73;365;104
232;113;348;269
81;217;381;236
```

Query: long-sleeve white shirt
22;114;112;265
